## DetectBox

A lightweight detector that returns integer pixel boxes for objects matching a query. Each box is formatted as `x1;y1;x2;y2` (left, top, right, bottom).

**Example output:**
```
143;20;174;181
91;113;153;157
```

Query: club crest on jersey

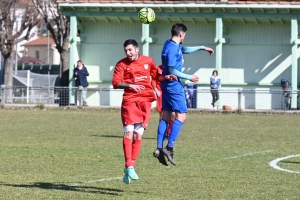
144;64;148;70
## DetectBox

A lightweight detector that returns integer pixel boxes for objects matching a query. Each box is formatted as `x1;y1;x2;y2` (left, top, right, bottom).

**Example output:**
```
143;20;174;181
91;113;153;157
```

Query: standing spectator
74;60;89;106
210;70;221;110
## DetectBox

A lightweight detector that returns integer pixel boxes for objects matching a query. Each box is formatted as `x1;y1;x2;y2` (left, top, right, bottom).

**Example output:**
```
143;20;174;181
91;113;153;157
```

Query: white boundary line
67;177;122;187
225;150;273;159
269;154;300;174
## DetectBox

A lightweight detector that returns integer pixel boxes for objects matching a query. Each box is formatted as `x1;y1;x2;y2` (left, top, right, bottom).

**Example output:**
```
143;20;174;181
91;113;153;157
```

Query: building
56;0;300;109
21;37;60;65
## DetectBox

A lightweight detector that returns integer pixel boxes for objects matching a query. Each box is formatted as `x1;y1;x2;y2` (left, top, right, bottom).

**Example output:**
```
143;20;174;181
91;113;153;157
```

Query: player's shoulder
139;55;155;63
116;57;129;66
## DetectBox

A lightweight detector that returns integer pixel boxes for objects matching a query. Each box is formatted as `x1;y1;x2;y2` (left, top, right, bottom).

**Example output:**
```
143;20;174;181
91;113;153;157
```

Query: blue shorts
162;85;188;113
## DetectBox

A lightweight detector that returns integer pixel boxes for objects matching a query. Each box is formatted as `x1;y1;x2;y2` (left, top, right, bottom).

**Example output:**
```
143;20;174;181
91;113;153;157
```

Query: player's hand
205;47;214;56
165;75;178;81
129;84;145;92
190;75;199;83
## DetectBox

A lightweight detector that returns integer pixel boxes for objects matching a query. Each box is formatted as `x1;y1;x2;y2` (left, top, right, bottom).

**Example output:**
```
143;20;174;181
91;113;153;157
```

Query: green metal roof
58;2;300;23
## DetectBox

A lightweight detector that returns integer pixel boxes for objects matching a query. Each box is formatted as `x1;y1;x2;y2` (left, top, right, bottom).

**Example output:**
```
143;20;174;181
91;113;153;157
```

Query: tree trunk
59;39;70;87
3;55;13;103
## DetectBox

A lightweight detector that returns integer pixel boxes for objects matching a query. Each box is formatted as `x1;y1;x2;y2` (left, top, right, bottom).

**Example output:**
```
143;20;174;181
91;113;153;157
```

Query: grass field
0;108;300;200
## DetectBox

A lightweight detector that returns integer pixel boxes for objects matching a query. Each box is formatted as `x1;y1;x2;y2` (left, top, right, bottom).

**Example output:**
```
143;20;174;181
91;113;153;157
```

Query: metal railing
0;86;299;111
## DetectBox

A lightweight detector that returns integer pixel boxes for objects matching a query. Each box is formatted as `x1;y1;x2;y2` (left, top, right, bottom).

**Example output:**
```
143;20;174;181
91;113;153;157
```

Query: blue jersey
161;39;184;89
161;39;187;113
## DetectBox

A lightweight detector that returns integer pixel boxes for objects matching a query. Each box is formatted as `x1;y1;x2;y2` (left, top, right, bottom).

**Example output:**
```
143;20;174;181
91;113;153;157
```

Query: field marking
270;154;300;174
225;150;273;159
58;177;123;187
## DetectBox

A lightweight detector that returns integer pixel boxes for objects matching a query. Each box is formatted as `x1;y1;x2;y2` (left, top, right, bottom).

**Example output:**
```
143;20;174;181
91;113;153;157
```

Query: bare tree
0;0;41;102
32;0;70;87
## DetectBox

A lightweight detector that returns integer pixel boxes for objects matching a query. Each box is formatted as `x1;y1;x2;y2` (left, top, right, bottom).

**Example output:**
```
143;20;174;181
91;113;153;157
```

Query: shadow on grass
0;182;123;196
93;135;156;140
280;160;300;164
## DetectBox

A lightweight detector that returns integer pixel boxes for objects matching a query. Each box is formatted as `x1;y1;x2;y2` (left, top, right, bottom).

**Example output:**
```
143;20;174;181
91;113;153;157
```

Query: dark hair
171;23;187;37
77;60;82;63
212;70;218;76
123;39;138;48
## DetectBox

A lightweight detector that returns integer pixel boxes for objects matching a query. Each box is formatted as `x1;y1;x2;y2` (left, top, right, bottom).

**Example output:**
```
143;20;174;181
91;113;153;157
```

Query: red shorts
156;96;162;113
121;101;152;129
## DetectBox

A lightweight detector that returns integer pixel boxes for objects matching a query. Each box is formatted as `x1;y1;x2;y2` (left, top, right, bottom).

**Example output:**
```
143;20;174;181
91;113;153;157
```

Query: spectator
210;70;221;110
74;60;89;106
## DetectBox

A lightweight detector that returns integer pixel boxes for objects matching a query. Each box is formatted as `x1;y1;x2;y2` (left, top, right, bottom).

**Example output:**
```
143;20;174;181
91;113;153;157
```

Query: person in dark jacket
74;60;89;106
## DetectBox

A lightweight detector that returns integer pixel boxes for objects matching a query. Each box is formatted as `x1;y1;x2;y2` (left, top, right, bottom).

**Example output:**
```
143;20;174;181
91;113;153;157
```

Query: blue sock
167;119;183;148
157;120;168;149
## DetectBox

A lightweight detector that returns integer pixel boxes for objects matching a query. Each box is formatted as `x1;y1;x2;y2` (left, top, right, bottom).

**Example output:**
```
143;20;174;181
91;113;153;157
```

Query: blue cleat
123;168;131;184
126;166;139;180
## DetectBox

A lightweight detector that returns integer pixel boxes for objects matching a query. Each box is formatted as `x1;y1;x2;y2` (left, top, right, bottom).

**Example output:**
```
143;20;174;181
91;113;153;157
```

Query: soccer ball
138;7;155;24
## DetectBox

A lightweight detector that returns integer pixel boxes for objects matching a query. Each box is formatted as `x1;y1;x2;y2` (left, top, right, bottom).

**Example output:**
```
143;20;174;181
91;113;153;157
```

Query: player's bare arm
158;74;178;82
117;83;145;92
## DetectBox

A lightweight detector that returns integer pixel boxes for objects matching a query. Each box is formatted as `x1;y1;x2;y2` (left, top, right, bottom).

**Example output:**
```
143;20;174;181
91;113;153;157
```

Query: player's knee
177;113;187;122
124;125;134;138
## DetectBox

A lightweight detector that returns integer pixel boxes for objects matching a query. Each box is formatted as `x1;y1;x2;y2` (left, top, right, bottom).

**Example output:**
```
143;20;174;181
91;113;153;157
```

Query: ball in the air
138;7;155;24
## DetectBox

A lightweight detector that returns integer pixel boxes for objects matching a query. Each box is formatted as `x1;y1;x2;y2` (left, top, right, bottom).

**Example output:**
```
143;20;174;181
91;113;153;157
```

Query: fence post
1;84;5;103
78;86;83;106
238;89;241;110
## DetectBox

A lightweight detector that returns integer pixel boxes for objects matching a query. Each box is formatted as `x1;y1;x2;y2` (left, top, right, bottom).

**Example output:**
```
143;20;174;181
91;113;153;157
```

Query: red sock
167;120;174;135
131;139;142;167
123;137;133;168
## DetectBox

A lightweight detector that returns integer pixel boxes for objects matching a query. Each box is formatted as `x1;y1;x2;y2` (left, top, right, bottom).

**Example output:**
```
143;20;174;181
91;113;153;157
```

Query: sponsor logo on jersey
144;64;148;70
133;76;148;82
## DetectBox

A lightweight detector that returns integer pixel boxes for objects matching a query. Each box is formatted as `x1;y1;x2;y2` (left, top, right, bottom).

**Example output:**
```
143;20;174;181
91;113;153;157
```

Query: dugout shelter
57;0;300;109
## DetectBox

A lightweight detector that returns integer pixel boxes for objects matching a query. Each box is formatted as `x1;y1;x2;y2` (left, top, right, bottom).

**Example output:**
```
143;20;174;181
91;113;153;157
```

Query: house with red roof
21;36;60;65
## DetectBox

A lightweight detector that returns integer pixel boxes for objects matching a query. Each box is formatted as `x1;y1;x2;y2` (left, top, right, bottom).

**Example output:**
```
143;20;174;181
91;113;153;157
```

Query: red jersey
156;65;163;93
112;55;158;102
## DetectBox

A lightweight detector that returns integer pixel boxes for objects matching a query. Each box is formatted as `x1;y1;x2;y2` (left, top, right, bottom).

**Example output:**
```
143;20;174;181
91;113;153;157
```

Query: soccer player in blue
153;23;214;166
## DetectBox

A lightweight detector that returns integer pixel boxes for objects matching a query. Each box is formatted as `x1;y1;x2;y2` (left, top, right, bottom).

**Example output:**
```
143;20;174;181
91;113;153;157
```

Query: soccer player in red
112;39;175;184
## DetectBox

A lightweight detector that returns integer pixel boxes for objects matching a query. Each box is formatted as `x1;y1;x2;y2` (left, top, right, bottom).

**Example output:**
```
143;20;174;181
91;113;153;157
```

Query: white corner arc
269;154;300;174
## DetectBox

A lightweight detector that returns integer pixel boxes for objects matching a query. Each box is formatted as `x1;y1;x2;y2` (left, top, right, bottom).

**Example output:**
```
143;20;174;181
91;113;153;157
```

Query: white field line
269;154;300;174
225;150;273;159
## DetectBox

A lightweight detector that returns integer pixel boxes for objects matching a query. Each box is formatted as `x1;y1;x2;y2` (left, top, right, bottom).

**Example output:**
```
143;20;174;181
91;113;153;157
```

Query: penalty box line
225;150;273;159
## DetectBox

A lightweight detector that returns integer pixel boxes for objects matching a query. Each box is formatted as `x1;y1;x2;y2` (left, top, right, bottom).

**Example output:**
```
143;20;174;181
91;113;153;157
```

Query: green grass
0;109;300;199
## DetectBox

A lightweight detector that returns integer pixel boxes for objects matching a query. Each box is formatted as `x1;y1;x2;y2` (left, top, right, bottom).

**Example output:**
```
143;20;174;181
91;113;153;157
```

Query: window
35;50;39;59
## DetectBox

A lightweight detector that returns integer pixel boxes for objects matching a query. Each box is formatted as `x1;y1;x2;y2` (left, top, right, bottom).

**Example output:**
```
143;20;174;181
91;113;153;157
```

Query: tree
32;0;70;87
0;0;41;102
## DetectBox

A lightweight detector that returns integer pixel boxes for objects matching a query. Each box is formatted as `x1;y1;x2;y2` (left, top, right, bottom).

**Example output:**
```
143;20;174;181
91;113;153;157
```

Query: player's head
212;70;218;76
77;60;83;67
123;39;139;61
171;23;187;44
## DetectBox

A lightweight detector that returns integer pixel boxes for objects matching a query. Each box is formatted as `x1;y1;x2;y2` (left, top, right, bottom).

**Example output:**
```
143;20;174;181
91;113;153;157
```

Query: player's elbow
112;81;119;89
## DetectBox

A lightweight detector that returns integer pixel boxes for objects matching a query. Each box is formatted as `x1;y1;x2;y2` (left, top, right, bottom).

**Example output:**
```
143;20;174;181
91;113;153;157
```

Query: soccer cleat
153;149;168;166
126;166;139;180
123;170;131;184
162;147;177;166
